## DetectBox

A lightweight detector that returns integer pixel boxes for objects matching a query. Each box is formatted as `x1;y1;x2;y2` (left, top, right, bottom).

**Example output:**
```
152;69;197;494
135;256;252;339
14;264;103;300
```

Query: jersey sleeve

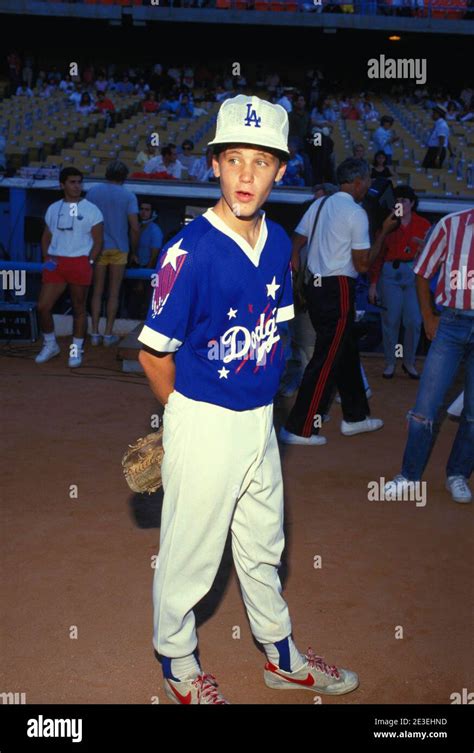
275;260;295;324
137;239;195;353
413;218;447;279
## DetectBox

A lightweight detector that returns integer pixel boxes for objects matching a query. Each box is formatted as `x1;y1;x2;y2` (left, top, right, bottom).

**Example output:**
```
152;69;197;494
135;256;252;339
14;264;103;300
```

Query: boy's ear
275;161;287;183
211;153;221;179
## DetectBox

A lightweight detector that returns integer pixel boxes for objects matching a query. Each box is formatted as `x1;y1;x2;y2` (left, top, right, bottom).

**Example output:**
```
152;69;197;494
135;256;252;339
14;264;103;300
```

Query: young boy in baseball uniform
138;95;359;704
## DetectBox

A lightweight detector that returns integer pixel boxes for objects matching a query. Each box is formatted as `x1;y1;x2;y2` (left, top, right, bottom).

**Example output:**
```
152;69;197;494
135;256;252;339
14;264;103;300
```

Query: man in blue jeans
385;207;473;503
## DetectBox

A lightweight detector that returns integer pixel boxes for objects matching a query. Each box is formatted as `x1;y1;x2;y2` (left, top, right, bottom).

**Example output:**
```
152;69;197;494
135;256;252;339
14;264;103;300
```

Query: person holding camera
368;185;431;379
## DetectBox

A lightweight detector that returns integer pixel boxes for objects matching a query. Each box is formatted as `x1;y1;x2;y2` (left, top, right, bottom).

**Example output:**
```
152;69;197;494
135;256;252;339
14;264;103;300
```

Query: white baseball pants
152;389;293;658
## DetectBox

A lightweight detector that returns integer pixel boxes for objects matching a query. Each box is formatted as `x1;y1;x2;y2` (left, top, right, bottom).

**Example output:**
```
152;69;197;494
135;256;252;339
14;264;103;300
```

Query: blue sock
263;636;305;672
162;650;201;681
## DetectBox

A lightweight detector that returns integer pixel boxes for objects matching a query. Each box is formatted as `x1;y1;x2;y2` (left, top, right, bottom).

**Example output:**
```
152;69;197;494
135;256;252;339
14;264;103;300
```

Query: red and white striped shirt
414;208;474;310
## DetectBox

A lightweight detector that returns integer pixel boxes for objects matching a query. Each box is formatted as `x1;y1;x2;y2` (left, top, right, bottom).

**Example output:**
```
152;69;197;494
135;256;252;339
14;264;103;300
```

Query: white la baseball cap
207;94;290;157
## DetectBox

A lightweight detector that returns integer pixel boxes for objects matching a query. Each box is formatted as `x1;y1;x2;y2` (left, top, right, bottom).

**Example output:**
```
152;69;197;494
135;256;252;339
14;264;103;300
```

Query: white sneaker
68;349;84;368
90;333;102;346
336;387;372;404
279;427;327;445
103;334;120;347
35;341;61;364
446;476;472;503
383;365;395;379
384;474;411;499
164;672;229;705
340;417;383;436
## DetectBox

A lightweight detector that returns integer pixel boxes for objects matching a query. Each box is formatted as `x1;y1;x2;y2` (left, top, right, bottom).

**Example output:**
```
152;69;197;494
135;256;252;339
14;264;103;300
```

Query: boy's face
212;146;286;218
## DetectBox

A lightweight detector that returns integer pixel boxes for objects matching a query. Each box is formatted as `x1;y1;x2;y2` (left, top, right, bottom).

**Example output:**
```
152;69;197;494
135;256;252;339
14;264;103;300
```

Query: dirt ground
1;339;472;706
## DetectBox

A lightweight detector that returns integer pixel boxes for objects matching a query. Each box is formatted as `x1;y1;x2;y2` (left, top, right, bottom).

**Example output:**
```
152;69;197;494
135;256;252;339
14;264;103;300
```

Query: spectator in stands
361;101;379;122
142;91;160;114
127;201;164;319
368;185;431;379
16;82;33;97
289;94;311;150
158;92;179;115
280;140;305;187
265;71;280;94
59;74;75;95
373;115;398;166
76;93;95;116
116;75;134;96
460;103;474;122
38;81;53;99
352;143;366;160
422;105;450;169
182;66;194;90
446;101;459;121
135;138;159;169
371;150;393;179
87;161;140;347
215;84;232;103
143;145;184;179
176;93;194;118
95;73;108;94
7;51;21;90
22;56;33;89
69;83;83;107
167;65;182;86
277;88;294;113
35;167;104;369
188;146;215;182
341;97;360;120
179;139;197;171
307;126;336;184
135;78;150;97
322;98;338;123
95;90;115;114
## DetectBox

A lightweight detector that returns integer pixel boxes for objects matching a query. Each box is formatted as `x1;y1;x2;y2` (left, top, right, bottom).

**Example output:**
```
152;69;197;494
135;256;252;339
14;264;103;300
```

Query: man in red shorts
36;167;104;368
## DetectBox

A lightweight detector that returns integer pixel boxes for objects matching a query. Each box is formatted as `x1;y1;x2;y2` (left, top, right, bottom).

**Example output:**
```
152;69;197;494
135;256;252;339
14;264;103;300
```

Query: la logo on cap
244;103;262;128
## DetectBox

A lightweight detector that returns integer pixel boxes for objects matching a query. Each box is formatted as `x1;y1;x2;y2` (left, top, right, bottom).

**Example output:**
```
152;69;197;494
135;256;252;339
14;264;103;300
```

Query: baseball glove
122;426;164;494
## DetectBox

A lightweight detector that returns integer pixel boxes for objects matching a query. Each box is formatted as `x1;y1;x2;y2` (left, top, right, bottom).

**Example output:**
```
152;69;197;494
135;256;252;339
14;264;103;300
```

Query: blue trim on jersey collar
202;207;268;268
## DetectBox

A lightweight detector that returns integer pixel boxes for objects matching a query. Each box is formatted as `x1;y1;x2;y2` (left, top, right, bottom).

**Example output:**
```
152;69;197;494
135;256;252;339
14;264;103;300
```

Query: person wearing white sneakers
138;95;359;704
280;158;398;446
36;167;103;369
384;208;474;505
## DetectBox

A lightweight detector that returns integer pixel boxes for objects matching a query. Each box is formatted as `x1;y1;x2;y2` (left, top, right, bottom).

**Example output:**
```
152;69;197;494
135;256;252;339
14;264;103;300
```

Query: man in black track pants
279;158;398;446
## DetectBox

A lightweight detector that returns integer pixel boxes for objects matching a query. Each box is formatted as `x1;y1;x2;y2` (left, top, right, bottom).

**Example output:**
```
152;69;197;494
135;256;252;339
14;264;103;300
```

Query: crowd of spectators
4;52;474;185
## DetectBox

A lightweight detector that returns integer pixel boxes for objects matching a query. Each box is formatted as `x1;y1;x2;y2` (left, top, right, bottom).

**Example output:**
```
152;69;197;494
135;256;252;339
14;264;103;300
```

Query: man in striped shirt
384;208;473;504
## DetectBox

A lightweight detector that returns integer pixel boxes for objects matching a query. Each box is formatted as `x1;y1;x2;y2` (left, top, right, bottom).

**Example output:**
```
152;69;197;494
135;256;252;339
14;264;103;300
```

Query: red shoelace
192;673;227;704
305;647;340;679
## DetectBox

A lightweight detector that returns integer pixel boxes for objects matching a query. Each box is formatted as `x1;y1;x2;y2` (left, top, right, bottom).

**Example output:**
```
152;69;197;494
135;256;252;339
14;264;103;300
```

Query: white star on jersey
218;366;230;379
161;239;188;271
227;307;238;319
266;276;280;299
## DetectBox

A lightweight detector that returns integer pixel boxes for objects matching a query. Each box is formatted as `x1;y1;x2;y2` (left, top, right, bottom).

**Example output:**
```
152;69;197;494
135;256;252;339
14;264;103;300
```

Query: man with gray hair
87;160;139;346
280;158;398;445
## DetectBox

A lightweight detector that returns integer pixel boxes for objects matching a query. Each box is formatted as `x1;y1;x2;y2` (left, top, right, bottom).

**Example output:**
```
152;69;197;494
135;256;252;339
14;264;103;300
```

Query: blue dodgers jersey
137;210;294;410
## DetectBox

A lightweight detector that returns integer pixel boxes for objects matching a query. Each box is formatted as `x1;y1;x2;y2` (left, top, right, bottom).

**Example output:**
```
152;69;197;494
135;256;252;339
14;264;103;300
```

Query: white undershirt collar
203;207;268;267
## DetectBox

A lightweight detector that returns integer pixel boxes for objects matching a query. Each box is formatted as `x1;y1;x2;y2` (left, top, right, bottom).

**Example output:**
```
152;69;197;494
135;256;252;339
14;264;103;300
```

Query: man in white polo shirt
422;105;450;169
281;157;398;444
35;167;103;368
